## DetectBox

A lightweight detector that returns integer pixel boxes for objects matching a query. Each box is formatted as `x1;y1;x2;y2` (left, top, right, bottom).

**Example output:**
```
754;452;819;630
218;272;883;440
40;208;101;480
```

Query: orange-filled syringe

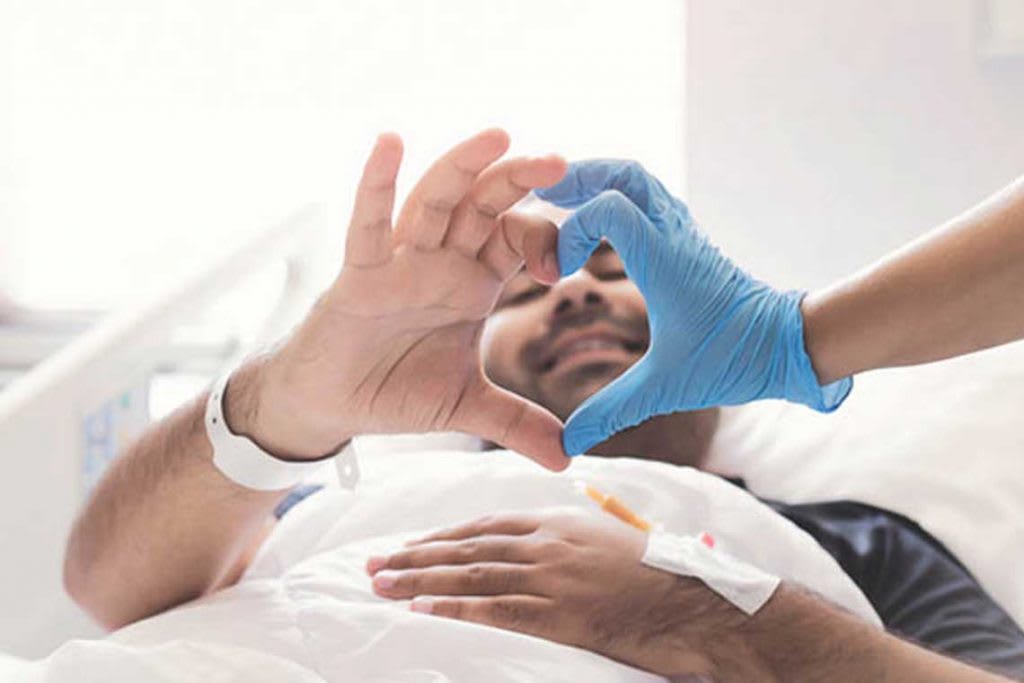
576;482;717;548
577;483;653;532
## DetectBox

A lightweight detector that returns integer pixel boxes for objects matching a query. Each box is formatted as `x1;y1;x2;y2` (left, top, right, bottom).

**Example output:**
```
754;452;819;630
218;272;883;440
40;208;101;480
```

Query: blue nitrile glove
535;160;852;456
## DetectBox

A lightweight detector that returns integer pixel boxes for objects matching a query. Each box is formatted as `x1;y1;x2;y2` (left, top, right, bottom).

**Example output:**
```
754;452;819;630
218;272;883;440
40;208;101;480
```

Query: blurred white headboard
0;203;326;658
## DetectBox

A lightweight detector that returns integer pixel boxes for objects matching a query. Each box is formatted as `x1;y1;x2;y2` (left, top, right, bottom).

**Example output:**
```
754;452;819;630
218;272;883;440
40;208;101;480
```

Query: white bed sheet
4;451;877;682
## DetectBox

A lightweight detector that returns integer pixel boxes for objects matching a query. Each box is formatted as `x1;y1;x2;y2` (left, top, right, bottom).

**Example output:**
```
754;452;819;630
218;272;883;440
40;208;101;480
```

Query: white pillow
707;341;1024;628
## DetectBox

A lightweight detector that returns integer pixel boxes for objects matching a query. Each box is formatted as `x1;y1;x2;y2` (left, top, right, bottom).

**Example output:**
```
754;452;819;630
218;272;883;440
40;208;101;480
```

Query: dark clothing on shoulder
763;495;1024;677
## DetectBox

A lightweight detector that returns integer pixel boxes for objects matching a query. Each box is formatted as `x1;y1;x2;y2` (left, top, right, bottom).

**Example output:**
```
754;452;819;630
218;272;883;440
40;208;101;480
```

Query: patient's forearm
803;175;1024;384
695;584;1015;682
63;361;286;630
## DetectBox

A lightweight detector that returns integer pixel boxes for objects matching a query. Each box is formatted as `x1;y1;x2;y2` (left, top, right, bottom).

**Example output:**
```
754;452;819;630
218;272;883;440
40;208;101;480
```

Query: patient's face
482;243;649;421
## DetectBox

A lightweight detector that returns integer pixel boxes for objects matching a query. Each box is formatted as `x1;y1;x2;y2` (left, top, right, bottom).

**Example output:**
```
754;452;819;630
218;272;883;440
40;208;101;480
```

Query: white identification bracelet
642;532;780;615
205;371;359;491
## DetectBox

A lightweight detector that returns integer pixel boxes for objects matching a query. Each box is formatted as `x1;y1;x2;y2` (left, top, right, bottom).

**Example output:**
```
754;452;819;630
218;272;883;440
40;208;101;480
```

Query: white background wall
0;15;14;298
686;0;1024;290
1;0;685;314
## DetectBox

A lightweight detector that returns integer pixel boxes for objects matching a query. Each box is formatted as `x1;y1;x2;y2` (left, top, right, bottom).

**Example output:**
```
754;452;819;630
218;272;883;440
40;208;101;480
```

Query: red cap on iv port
699;531;716;549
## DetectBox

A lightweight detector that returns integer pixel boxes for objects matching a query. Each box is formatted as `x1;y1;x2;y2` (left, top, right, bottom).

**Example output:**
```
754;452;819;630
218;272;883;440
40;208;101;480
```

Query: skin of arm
367;510;1018;682
733;584;1017;683
803;175;1024;384
63;129;571;629
62;365;285;630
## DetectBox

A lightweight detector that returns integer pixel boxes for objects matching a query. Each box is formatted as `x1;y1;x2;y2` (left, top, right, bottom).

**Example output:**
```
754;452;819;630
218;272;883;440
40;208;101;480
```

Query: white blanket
7;451;879;682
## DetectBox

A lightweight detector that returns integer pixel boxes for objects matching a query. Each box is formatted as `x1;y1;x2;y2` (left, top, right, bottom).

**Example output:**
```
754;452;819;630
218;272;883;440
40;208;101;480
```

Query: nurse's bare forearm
63;360;285;630
699;584;1015;682
803;175;1024;384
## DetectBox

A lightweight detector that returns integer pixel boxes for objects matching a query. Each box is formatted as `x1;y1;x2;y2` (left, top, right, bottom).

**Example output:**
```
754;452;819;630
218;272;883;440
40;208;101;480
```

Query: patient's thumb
453;378;570;472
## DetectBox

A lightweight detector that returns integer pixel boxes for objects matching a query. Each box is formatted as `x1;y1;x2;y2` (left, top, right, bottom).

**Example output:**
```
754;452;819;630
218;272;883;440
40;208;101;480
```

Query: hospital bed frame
0;204;327;657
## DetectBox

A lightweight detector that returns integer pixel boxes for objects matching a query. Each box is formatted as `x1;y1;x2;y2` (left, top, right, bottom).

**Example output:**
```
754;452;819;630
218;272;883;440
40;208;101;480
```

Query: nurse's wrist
800;283;876;388
801;289;843;385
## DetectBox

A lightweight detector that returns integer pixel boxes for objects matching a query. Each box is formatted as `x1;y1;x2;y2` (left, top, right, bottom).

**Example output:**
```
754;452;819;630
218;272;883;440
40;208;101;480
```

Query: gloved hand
535;160;852;456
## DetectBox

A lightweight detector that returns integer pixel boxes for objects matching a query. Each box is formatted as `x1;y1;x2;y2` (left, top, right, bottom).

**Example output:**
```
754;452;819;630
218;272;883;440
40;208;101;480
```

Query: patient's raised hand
232;129;570;470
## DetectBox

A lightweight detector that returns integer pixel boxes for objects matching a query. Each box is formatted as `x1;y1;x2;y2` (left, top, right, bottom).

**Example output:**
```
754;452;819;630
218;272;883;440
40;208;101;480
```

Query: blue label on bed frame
81;382;150;495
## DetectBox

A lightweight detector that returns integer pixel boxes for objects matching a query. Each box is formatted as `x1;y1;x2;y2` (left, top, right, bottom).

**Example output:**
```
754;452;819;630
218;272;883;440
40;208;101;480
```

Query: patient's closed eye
503;285;549;307
596;269;627;281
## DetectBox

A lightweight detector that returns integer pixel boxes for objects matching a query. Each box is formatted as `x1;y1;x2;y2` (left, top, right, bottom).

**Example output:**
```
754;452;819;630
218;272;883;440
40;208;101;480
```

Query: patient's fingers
344;133;403;267
451;376;569;472
478;212;560;284
368;536;537;575
409;595;553;633
394;128;510;250
408;513;542;547
371;563;548;599
444;155;566;257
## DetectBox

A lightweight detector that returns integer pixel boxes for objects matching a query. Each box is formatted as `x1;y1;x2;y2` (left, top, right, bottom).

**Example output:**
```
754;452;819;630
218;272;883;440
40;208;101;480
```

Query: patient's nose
550;272;607;318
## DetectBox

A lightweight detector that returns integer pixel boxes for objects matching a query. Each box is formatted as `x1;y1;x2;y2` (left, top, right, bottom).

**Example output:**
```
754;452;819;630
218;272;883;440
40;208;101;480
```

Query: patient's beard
488;356;720;468
535;360;720;468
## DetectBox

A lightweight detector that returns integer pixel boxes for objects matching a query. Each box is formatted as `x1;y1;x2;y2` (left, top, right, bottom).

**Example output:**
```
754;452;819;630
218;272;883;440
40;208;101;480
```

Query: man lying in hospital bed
30;130;1022;682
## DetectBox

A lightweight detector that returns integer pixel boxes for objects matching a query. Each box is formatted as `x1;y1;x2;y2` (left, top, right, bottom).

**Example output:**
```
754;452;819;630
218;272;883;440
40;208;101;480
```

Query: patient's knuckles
416;528;457;545
476;513;535;537
476;538;529;564
467;515;497;536
456;539;482;561
551;554;590;582
487;599;534;630
532;536;571;561
466;563;502;590
465;564;528;593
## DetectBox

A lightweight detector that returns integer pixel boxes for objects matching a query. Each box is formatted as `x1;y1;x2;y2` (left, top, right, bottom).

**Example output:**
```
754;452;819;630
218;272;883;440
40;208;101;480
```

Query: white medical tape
642;532;780;616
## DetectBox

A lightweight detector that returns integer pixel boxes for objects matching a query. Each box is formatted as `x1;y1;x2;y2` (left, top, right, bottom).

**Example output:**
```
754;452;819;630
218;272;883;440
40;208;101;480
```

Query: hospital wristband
642;532;780;615
205;370;360;491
